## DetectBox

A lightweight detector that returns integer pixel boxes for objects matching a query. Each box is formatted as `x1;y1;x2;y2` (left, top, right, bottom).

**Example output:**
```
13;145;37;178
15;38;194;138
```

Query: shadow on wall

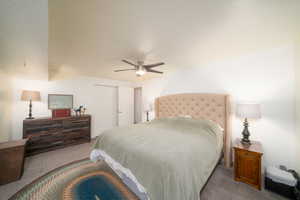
0;73;13;142
295;38;300;174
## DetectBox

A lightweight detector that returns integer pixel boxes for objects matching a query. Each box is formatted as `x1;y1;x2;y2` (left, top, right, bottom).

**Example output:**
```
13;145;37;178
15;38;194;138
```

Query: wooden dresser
23;115;91;156
234;139;263;190
0;139;27;185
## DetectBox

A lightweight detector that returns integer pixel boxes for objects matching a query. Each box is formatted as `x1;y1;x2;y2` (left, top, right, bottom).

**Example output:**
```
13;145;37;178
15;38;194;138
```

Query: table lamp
145;102;154;122
236;103;261;145
21;90;41;119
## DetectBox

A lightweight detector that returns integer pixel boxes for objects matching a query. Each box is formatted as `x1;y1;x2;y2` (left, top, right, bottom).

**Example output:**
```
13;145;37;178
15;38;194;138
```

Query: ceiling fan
114;60;165;76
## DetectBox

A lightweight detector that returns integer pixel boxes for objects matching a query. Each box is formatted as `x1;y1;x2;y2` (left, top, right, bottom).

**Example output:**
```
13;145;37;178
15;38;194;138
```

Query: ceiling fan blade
146;69;163;74
114;69;136;72
143;62;165;68
122;60;137;67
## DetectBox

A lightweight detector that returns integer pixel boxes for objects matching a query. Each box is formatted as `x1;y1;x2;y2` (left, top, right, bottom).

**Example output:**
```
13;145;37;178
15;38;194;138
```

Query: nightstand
233;139;263;190
0;139;27;185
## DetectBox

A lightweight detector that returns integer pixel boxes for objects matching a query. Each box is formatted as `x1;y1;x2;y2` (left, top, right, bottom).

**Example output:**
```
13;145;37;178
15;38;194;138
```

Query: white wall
0;0;48;142
11;77;137;140
0;72;12;142
0;0;48;80
142;45;297;169
296;40;300;173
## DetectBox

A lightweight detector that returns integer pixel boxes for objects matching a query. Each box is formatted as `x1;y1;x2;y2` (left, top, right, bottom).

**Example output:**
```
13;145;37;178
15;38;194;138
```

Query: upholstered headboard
155;93;232;168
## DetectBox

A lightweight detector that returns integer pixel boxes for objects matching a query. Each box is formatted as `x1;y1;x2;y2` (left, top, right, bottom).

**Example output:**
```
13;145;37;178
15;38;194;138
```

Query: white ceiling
49;0;300;82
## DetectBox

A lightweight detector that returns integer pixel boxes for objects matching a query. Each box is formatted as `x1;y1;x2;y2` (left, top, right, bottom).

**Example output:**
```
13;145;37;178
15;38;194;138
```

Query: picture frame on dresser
48;94;74;110
48;94;74;118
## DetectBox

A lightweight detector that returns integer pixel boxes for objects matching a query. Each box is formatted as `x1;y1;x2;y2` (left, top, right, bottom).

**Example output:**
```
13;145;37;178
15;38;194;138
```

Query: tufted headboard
155;93;232;168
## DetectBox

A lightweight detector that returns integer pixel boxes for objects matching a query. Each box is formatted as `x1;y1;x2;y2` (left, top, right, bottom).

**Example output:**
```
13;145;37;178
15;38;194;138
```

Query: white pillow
178;115;192;118
208;120;224;132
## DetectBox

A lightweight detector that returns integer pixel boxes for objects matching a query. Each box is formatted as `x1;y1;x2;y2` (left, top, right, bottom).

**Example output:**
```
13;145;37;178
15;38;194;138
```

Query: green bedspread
93;117;223;200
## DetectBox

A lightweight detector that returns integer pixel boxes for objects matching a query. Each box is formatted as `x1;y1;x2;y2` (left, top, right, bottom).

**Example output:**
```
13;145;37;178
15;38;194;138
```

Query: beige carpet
0;141;287;200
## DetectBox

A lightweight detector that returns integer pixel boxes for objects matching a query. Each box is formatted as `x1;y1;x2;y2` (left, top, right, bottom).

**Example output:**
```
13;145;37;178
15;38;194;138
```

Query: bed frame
155;93;232;168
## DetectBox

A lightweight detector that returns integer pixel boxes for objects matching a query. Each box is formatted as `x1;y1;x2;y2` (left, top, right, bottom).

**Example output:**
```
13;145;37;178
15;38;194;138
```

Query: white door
87;85;118;137
118;86;134;126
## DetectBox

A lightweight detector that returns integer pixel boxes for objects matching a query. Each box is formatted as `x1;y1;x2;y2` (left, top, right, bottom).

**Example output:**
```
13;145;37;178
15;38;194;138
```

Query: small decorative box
52;109;71;118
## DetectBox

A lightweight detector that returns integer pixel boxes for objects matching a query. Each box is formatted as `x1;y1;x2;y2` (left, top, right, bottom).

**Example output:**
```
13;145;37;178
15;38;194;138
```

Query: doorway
134;87;142;124
92;84;135;137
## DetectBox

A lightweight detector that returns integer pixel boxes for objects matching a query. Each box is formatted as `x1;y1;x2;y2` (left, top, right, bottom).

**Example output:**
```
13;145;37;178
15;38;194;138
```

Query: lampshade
21;90;41;102
144;102;154;112
236;103;261;119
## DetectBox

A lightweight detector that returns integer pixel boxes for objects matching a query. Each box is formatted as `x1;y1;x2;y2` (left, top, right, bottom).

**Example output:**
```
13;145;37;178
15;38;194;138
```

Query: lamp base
26;100;34;120
241;138;251;145
146;111;149;122
241;118;251;145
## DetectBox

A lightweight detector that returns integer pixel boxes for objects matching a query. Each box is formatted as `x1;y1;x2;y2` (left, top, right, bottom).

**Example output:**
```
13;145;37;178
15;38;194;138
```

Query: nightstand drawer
237;150;260;159
235;150;260;184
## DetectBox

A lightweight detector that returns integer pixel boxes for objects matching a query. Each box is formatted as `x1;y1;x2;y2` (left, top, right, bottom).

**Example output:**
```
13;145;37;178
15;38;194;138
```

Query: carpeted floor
0;141;287;200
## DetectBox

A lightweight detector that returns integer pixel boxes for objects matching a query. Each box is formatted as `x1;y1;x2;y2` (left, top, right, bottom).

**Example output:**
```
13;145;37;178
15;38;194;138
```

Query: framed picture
48;94;74;110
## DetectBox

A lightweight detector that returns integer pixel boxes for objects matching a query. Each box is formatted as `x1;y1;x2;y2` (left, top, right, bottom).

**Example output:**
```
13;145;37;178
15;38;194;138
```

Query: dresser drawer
63;118;90;129
62;129;90;140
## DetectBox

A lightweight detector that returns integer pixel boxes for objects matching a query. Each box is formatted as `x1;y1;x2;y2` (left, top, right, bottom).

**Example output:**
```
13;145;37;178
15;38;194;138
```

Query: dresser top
0;139;28;150
233;139;263;154
23;114;91;122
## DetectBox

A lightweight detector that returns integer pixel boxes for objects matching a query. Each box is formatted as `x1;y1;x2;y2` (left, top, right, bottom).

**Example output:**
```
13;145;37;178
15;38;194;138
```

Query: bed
91;93;232;200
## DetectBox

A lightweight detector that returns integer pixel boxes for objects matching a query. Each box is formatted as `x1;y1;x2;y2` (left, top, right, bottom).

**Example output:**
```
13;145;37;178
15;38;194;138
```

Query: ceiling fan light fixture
136;69;146;76
114;59;164;76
